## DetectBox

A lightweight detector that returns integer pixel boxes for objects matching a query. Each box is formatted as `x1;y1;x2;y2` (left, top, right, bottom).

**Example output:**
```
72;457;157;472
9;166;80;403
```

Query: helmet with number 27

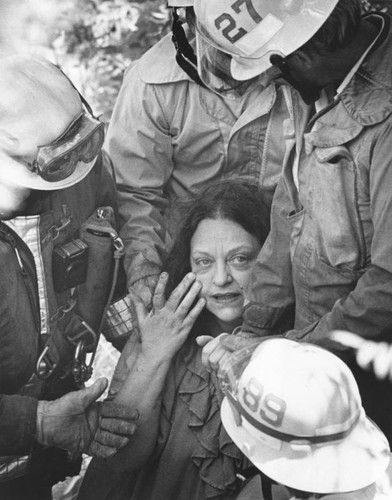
220;338;390;494
193;0;339;94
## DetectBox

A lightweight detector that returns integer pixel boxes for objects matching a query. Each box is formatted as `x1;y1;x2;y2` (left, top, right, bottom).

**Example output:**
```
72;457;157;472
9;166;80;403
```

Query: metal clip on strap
72;339;93;386
70;320;97;386
36;345;58;380
111;233;125;259
66;316;97;351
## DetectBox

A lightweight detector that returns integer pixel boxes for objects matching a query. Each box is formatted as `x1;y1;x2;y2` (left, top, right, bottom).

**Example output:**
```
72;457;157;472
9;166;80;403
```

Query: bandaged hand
36;377;139;459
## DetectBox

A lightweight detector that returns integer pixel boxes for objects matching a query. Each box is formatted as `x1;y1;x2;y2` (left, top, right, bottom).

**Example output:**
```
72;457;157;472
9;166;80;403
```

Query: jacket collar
137;31;193;84
339;13;392;127
306;13;392;149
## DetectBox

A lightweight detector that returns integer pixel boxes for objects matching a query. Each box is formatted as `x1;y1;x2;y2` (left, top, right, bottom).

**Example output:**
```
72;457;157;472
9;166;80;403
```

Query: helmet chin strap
171;8;207;88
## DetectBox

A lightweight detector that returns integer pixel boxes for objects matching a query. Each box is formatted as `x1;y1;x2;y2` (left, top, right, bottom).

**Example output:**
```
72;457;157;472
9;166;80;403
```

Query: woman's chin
206;305;243;332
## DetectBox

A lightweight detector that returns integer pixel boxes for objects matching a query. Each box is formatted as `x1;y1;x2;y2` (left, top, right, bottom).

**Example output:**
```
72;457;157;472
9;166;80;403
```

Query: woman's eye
196;259;212;267
230;255;249;265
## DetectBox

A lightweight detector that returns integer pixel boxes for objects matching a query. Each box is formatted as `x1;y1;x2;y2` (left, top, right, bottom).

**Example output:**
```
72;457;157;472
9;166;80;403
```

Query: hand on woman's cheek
129;272;205;364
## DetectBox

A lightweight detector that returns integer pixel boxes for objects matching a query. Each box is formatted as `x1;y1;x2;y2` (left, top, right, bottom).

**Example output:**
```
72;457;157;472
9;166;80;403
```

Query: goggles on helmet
26;110;104;183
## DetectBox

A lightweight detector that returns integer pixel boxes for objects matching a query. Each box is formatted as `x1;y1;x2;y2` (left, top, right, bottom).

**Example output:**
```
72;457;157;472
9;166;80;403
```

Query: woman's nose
213;262;233;286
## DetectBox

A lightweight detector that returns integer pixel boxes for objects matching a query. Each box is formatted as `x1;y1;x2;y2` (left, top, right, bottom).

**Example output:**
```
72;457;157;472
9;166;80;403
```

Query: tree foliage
50;0;171;121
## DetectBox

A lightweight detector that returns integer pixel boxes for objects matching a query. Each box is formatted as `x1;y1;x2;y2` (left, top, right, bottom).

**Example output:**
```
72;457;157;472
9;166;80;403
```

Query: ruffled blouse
77;339;248;500
174;341;246;498
123;340;246;500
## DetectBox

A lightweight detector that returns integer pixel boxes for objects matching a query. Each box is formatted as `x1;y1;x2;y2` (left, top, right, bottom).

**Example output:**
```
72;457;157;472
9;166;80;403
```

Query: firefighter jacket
0;152;117;483
105;31;291;288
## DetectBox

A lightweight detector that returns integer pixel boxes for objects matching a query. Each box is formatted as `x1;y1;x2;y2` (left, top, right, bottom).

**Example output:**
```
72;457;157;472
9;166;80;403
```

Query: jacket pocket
310;145;367;272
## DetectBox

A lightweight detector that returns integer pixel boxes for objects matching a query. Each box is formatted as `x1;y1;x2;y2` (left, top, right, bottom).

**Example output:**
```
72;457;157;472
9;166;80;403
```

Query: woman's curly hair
162;179;270;317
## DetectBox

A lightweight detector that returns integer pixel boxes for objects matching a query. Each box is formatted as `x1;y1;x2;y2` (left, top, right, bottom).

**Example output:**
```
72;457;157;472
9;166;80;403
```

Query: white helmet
220;338;390;494
167;0;194;6
0;55;104;191
194;0;339;95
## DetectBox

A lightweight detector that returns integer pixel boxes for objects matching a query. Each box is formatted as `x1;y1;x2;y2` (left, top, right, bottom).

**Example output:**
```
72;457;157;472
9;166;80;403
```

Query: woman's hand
129;272;205;364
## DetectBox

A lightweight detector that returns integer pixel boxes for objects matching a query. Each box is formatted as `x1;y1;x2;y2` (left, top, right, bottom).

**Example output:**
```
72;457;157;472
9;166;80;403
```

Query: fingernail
160;272;168;279
187;272;195;280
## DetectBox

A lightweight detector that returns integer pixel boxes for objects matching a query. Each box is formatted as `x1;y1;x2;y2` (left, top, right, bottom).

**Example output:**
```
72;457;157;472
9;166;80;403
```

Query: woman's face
190;217;261;332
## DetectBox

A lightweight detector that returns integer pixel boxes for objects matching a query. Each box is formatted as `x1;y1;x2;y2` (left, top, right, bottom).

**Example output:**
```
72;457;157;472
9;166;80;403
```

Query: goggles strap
226;392;360;445
171;8;207;88
52;61;98;118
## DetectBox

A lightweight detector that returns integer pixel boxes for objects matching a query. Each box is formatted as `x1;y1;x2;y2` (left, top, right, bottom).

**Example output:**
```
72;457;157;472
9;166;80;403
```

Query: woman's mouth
210;292;242;303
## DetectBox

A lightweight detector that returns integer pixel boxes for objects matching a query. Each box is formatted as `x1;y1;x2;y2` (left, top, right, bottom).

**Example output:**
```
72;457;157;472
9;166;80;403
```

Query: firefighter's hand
36;378;139;458
197;332;262;373
197;333;232;373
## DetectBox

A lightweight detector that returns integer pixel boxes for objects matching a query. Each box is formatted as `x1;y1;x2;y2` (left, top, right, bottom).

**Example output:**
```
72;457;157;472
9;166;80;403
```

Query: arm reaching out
107;272;205;470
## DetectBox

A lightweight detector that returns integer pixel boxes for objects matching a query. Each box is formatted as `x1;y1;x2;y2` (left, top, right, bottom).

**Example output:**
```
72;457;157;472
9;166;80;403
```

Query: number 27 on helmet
193;0;339;95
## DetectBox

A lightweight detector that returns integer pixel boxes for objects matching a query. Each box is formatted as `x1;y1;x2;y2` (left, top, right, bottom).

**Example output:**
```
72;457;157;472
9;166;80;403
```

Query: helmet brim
221;398;390;494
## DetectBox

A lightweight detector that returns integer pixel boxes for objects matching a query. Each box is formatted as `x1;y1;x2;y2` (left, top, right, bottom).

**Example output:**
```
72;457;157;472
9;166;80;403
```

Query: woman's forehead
190;217;259;252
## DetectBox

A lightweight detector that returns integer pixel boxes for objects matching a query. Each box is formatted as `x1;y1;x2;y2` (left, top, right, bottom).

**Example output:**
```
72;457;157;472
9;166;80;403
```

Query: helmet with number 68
220;338;390;494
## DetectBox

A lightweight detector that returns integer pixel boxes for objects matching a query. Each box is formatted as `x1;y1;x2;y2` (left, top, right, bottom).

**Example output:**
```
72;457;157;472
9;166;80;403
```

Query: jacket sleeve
105;63;175;289
286;121;392;346
0;395;38;455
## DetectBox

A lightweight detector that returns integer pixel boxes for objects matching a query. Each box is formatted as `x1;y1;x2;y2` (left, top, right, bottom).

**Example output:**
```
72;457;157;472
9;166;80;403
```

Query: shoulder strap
0;221;40;330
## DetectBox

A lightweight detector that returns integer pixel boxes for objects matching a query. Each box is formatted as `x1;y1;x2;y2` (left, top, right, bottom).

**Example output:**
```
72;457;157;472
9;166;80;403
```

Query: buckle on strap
72;339;94;386
65;316;98;386
36;345;58;380
65;314;97;351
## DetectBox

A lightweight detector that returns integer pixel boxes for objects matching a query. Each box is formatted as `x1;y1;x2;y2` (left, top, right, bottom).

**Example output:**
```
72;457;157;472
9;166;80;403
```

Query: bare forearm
105;271;204;470
106;355;172;470
116;353;171;408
